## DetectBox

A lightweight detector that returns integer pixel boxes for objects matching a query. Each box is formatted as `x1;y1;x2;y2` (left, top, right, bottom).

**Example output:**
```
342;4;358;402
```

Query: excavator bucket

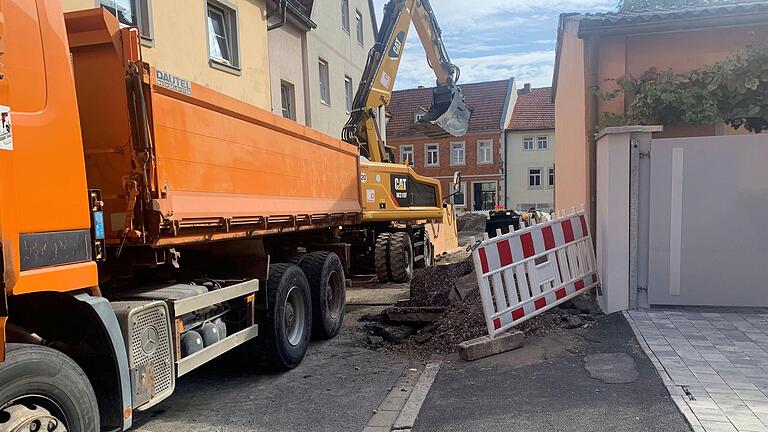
412;84;472;138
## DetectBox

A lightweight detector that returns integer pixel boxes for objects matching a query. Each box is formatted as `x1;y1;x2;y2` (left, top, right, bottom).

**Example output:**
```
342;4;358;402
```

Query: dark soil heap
406;258;473;308
361;253;602;357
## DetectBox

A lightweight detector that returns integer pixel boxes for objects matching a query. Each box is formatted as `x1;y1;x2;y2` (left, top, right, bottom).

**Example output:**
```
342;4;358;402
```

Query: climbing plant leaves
597;45;768;133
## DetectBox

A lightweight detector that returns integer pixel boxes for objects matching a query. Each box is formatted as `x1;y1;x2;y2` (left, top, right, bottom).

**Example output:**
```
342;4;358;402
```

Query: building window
473;182;497;211
477;140;493;164
548;167;555;187
529;168;542;188
207;1;240;70
341;0;350;32
414;112;425;123
344;76;354;113
280;81;296;121
450;142;465;165
538;136;549;150
355;10;364;45
100;0;152;40
400;145;414;165
425;143;439;166
319;58;330;105
523;136;534;151
452;182;467;207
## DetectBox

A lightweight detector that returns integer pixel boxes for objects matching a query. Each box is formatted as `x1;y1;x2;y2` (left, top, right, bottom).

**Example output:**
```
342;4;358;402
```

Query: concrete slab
458;330;524;361
347;287;410;306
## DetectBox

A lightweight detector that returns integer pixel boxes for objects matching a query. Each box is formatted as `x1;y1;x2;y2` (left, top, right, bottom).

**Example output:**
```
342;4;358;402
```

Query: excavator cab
412;83;471;139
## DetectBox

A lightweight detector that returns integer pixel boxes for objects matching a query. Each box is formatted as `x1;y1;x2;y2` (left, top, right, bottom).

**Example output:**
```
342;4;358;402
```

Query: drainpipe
268;0;288;31
586;34;600;245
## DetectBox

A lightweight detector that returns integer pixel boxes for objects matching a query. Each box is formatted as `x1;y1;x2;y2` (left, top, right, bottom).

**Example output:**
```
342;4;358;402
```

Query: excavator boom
342;0;471;162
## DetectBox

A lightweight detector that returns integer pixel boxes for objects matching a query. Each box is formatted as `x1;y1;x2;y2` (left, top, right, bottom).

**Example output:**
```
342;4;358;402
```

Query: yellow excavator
341;0;470;282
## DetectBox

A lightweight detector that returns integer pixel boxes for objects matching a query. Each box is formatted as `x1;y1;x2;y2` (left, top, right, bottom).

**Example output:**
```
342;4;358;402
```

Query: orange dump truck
0;4;364;430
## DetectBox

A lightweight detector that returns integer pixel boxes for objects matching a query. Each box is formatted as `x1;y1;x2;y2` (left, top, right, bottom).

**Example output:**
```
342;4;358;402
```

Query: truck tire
389;232;414;283
0;343;100;432
250;264;312;371
297;252;346;339
374;233;392;283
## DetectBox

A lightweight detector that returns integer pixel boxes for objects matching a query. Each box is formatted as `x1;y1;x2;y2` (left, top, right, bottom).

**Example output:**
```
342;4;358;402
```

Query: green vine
596;45;768;133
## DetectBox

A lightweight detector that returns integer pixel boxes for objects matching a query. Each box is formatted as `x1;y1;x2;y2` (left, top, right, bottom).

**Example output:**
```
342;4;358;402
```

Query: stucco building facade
303;0;377;136
504;85;555;213
63;0;273;110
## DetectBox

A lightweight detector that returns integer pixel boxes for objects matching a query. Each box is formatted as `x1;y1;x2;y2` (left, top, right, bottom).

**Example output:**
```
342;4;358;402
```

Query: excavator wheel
374;233;392;283
389;232;414;283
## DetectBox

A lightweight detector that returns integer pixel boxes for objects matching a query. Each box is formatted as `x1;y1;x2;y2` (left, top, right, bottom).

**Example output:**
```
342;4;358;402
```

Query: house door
472;182;496;211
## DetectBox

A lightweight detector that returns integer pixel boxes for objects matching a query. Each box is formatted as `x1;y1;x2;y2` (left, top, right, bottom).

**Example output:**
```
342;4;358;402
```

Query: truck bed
65;9;361;247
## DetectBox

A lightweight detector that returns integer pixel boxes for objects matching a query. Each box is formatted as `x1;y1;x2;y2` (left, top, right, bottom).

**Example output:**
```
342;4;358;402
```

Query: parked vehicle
0;5;361;430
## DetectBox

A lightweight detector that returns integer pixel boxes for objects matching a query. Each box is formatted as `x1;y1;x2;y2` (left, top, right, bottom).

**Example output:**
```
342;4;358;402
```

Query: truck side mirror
452;171;462;191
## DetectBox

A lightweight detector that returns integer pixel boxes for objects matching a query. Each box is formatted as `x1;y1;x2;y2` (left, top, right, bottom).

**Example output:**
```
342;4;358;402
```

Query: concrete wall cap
595;125;663;140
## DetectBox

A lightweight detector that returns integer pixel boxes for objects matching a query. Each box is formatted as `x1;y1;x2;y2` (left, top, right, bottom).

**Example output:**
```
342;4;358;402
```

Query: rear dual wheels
251;253;347;370
374;232;414;283
0;344;100;432
297;252;346;340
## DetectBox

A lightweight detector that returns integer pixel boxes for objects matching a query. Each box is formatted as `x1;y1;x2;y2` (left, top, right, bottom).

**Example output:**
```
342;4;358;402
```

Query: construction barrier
471;209;600;338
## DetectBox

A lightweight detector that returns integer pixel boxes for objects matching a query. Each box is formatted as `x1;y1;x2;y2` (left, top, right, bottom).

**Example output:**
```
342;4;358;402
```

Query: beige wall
553;29;588;213
268;21;307;124
305;0;376;137
505;129;555;212
62;0;272;110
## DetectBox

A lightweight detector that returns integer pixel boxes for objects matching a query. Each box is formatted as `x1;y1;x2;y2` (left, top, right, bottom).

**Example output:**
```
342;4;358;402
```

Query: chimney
523;83;531;93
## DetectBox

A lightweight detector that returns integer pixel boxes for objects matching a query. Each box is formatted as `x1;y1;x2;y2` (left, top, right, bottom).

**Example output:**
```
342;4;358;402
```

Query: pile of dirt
406;258;473;308
360;250;602;357
457;213;487;235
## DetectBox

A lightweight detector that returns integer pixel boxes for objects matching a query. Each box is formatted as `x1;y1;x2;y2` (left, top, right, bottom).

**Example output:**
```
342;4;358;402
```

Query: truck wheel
0;343;100;432
250;264;312;371
297;252;346;339
374;233;392;283
389;232;414;283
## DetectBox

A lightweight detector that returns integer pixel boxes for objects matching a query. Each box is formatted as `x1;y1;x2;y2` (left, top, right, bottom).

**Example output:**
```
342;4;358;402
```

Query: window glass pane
538;136;549;150
102;0;137;26
529;169;542;186
356;11;364;44
319;60;330;104
341;0;350;30
549;168;555;186
523;137;534;150
208;8;230;62
345;77;353;112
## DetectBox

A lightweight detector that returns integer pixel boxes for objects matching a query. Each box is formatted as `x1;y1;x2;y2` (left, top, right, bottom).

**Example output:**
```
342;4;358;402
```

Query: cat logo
394;177;408;191
389;32;405;58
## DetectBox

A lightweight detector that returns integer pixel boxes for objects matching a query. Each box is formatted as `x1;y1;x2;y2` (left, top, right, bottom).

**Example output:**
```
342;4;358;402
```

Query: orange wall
555;22;768;211
554;30;588;212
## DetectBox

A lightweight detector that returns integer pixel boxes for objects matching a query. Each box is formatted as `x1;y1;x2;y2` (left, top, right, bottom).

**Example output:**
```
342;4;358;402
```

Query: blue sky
371;0;617;90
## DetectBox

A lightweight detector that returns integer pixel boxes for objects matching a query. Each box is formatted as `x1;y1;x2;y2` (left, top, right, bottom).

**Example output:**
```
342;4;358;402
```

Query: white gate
471;209;600;337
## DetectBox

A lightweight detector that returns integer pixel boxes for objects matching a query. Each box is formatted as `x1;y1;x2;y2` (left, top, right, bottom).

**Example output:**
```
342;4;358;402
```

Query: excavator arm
342;0;470;163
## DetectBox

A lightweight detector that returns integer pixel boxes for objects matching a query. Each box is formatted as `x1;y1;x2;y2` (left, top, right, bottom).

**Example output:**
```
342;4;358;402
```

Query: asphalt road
131;306;406;432
413;313;693;432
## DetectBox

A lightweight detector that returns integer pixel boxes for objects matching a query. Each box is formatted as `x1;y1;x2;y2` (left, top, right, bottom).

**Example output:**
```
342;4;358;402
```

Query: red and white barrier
471;209;600;338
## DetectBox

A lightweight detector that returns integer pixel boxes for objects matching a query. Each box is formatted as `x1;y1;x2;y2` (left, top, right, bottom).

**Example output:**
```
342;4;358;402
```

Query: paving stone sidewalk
626;308;768;432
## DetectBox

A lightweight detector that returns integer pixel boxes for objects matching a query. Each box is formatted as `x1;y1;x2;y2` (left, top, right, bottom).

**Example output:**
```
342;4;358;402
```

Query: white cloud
371;0;617;90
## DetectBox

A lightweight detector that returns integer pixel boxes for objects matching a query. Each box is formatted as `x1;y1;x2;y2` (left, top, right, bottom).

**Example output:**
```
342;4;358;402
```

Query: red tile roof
507;87;555;131
387;79;513;139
